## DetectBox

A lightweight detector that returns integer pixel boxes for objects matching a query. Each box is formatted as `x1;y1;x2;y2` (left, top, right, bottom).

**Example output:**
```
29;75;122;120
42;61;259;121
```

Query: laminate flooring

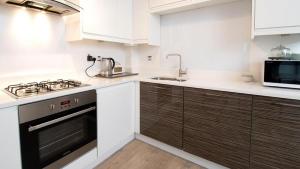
95;140;206;169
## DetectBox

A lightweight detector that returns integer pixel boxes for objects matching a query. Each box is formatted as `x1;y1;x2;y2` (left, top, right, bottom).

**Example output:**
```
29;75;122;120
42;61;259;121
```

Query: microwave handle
28;106;96;132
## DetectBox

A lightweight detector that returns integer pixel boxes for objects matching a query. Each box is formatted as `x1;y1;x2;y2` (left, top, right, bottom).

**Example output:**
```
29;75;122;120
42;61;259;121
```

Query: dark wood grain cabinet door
183;87;252;169
140;82;183;149
251;96;300;169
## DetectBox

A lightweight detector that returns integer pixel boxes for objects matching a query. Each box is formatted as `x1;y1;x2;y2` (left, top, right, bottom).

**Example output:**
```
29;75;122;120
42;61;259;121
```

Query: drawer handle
272;102;300;108
204;93;222;97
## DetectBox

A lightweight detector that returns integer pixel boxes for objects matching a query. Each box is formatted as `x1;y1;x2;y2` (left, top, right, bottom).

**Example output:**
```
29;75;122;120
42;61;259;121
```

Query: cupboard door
115;0;132;40
81;0;132;40
149;0;189;8
255;0;300;29
140;82;183;148
0;107;22;169
133;0;160;45
183;88;252;169
97;82;135;161
251;96;300;169
82;0;117;37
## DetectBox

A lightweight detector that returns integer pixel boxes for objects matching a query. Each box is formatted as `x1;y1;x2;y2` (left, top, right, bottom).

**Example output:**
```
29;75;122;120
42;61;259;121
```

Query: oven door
19;103;97;169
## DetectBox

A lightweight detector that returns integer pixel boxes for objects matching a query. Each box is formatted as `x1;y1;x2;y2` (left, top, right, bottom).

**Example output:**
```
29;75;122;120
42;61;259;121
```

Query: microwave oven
263;60;300;89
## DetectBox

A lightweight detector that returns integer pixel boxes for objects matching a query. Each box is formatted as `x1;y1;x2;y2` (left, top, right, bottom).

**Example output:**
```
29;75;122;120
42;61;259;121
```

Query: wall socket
147;56;152;61
87;54;96;62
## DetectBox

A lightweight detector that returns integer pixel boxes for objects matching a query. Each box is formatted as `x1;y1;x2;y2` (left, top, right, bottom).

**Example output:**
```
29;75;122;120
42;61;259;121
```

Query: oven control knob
49;104;56;110
74;98;79;104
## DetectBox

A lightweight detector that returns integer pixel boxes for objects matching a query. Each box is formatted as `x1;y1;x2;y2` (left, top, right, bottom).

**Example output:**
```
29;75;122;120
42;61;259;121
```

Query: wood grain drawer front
183;88;252;169
140;117;182;148
141;99;183;124
140;91;158;106
140;83;183;124
184;87;252;111
184;111;251;147
184;128;250;169
251;96;300;169
140;82;183;97
185;101;251;129
253;96;300;124
157;95;183;123
140;82;183;148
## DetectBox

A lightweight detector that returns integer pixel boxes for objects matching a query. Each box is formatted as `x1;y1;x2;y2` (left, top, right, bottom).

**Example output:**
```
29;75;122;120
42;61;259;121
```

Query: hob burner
4;79;88;99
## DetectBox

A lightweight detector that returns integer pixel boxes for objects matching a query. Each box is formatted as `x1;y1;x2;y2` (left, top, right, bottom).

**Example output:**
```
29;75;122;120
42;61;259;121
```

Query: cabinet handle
28;106;96;132
271;102;300;108
204;93;222;97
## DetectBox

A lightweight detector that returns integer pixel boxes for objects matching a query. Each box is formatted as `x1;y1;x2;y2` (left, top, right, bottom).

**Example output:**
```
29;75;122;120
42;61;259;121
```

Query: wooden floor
95;140;206;169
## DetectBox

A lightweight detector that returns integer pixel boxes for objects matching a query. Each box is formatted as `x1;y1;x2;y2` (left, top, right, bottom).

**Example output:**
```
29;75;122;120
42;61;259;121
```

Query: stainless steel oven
19;90;97;169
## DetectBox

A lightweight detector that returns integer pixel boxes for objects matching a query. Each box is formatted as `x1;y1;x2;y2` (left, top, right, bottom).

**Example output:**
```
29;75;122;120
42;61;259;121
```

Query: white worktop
1;75;300;109
0;76;138;109
141;77;300;100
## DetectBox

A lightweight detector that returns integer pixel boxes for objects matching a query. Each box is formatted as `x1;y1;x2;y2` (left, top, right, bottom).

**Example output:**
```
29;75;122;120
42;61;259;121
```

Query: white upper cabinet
133;0;160;46
253;0;300;37
149;0;240;15
82;0;117;39
65;0;133;44
115;0;133;40
65;0;160;45
149;0;190;9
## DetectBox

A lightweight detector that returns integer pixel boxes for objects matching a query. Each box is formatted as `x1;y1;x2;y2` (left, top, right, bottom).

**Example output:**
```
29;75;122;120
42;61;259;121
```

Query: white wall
1;1;300;82
0;5;130;79
133;0;300;81
161;0;252;73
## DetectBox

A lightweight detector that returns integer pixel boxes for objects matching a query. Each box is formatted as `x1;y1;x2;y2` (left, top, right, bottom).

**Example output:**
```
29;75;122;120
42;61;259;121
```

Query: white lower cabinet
62;148;98;169
96;82;136;162
0;106;22;169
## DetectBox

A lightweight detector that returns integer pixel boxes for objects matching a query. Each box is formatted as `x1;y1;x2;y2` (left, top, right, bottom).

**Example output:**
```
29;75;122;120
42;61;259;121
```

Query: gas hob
4;79;89;99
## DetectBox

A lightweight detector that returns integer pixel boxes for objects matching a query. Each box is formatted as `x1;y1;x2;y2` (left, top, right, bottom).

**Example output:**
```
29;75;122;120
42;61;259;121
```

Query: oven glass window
265;61;300;84
38;115;92;164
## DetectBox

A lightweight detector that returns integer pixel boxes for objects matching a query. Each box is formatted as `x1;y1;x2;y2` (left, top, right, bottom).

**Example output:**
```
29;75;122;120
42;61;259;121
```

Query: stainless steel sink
151;77;187;82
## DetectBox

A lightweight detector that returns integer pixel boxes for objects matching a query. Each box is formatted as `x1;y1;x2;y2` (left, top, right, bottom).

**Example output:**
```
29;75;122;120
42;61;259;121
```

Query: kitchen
0;0;299;169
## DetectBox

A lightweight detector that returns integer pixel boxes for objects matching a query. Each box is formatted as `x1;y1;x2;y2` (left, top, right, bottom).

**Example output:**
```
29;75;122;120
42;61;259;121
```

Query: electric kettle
100;58;115;76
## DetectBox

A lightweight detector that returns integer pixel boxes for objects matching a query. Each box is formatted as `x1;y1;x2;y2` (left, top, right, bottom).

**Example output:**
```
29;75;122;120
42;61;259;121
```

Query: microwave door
264;60;300;88
278;64;296;83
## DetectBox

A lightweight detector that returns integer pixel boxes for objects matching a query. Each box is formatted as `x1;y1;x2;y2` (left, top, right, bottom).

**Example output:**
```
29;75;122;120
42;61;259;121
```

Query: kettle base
96;72;138;78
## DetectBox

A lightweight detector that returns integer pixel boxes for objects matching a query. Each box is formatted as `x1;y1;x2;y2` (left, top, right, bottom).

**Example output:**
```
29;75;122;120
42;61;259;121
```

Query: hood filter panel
5;0;80;15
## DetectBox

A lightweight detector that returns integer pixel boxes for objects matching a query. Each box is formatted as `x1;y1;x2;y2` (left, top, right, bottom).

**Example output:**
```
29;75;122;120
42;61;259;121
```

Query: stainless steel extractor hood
0;0;81;15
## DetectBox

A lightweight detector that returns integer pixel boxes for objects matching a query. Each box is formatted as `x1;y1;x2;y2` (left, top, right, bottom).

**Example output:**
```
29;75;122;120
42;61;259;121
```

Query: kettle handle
110;58;115;69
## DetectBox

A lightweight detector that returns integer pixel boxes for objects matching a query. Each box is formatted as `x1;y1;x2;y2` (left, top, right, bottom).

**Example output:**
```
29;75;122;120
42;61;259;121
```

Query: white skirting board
135;134;229;169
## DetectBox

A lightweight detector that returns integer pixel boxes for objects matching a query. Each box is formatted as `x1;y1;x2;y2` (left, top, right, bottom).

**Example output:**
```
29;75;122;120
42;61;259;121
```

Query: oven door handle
28;106;96;132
